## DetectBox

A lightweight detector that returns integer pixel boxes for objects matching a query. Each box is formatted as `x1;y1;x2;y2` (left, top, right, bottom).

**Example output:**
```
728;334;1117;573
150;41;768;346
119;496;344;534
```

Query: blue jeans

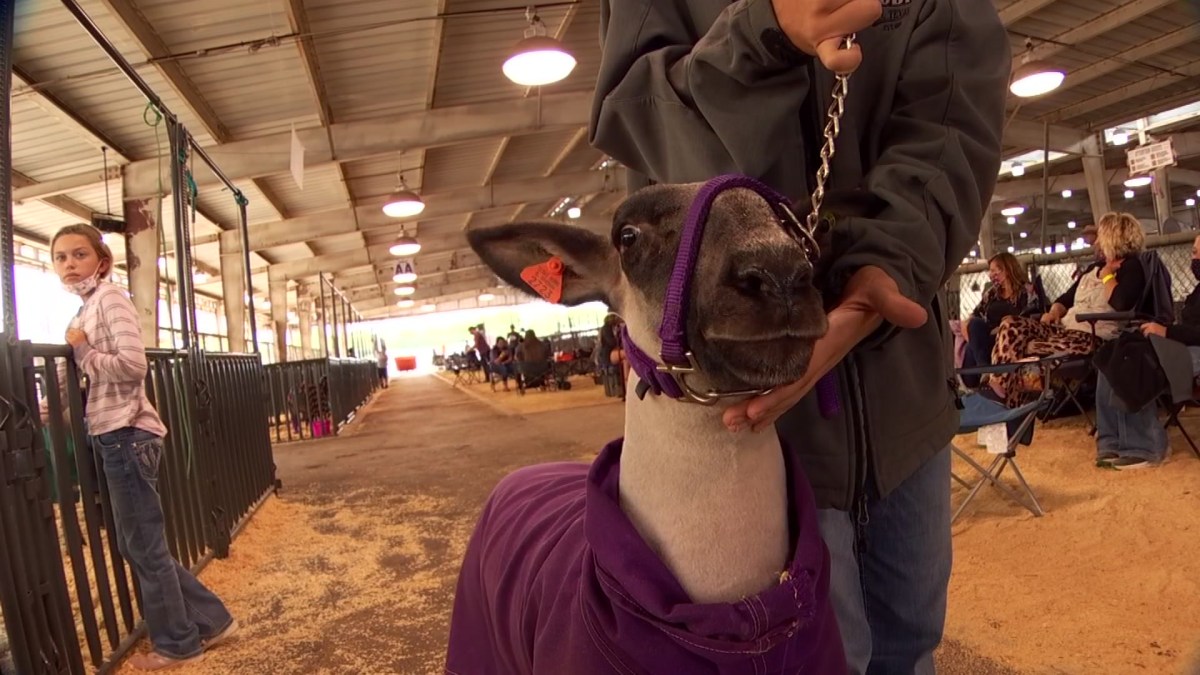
92;427;233;659
960;318;996;389
817;447;952;675
1094;372;1168;463
1091;345;1200;463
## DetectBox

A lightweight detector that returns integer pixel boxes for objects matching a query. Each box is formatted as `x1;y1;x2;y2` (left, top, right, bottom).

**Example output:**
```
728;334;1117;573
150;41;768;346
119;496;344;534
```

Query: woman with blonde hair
50;224;237;669
989;212;1149;406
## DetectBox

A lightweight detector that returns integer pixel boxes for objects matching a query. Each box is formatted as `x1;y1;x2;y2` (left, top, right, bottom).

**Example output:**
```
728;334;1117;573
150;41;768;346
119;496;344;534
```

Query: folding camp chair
952;358;1059;522
1147;334;1200;459
1049;250;1177;433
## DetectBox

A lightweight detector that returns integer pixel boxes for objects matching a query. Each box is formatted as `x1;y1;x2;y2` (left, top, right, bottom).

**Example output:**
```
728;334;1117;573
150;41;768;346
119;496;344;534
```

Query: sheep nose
729;251;813;299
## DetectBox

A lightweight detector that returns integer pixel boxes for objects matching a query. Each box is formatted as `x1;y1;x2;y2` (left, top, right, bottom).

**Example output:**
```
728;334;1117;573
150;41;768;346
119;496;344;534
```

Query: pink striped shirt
68;281;167;438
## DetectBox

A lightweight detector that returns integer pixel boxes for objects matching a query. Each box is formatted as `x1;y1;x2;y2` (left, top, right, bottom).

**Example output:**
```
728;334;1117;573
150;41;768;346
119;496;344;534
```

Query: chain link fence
947;233;1196;319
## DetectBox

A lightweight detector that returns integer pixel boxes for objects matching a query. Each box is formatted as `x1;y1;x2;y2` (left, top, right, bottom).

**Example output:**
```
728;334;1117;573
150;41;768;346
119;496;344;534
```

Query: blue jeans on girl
92;426;233;659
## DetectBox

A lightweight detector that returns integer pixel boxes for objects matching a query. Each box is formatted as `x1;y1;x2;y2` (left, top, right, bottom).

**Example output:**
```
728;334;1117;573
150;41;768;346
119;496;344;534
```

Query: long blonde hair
51;224;114;280
1096;212;1146;261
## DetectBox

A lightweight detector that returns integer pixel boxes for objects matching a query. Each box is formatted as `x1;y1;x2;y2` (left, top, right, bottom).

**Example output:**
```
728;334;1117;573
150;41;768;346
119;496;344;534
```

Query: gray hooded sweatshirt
589;0;1011;511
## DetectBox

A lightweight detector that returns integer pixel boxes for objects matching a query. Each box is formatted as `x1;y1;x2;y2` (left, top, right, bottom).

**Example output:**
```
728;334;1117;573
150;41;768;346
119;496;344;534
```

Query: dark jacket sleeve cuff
744;0;812;69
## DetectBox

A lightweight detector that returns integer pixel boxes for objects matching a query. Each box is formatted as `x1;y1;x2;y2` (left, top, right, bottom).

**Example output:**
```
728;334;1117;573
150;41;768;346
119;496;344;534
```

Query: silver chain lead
805;34;856;235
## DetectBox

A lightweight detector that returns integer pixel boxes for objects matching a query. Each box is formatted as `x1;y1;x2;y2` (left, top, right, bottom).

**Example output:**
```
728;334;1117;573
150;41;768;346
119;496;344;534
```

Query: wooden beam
1058;24;1200;97
12;68;133;162
1021;0;1178;68
1051;59;1200;123
95;0;230;140
11;171;93;222
998;0;1056;26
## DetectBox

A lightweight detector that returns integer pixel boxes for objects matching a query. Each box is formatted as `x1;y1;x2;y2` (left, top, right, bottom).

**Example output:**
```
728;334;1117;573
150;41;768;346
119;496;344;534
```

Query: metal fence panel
1;340;278;674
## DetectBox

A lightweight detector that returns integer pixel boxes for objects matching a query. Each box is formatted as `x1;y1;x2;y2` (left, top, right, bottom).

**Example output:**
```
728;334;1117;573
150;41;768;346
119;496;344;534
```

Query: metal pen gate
0;340;278;674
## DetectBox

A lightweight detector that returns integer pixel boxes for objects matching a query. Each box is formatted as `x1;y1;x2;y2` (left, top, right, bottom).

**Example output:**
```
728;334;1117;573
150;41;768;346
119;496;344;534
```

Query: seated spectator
1095;233;1200;469
990;212;1148;407
960;252;1042;387
490;337;514;392
516;329;548;364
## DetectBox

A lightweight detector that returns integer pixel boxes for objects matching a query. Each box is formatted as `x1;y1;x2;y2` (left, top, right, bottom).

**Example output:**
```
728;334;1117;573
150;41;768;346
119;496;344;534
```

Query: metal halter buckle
655;352;775;406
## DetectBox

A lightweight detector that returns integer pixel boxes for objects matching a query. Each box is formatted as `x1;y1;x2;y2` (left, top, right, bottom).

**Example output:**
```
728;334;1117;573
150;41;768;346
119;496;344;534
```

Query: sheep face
465;182;864;392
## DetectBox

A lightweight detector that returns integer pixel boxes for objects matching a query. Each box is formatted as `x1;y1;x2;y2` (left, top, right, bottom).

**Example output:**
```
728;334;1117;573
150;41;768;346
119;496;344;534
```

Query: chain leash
805;34;856;235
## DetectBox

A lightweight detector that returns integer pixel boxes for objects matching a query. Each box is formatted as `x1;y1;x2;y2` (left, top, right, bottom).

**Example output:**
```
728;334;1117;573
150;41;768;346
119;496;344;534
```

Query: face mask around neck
63;272;100;296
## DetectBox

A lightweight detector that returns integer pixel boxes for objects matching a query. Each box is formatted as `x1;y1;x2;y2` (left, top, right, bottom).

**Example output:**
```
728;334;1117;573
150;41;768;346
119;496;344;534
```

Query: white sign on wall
1127;138;1176;176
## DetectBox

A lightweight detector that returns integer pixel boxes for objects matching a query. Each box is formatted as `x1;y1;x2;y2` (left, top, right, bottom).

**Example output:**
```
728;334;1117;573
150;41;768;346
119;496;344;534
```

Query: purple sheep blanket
444;438;846;674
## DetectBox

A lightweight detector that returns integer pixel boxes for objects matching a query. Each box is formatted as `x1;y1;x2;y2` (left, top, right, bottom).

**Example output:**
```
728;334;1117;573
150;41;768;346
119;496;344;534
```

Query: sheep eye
618;226;640;249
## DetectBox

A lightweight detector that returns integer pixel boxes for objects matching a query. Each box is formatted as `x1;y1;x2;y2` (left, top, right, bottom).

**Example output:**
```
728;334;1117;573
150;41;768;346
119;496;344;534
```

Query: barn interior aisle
102;374;1198;675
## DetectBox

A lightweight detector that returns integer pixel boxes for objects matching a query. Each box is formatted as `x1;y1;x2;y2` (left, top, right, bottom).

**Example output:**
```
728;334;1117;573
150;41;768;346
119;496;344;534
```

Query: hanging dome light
420;304;436;313
393;270;417;284
1061;189;1072;198
397;299;415;309
1009;161;1025;177
478;291;496;302
1000;203;1025;217
502;8;576;86
389;234;421;257
383;189;425;218
1124;175;1152;188
394;285;416;296
1010;61;1065;98
1009;38;1064;98
382;170;425;218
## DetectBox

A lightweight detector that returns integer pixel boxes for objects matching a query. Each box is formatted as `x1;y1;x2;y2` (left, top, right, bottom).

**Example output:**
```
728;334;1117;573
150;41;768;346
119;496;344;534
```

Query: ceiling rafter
284;0;344;262
1051;59;1200;123
94;0;284;265
1019;0;1178;68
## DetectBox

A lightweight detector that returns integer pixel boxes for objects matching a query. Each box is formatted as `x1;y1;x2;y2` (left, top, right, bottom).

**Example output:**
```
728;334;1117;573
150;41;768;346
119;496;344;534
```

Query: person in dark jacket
1097;234;1200;469
960;252;1042;387
589;0;1010;671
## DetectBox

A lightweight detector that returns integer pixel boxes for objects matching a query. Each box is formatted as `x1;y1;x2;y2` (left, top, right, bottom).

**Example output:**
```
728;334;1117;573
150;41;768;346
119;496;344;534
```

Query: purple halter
619;174;841;417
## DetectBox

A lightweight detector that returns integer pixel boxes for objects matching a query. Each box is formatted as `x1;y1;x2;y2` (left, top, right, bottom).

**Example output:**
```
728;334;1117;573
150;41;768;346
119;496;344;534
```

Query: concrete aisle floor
139;374;1018;674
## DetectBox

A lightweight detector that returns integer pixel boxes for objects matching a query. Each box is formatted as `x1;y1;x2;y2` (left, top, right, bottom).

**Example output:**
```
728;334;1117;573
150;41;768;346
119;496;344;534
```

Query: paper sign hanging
394;259;416;280
520;257;564;303
290;123;305;190
1126;138;1175;176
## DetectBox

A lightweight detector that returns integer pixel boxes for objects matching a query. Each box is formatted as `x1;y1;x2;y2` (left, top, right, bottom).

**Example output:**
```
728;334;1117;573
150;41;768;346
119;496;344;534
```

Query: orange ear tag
520;257;565;303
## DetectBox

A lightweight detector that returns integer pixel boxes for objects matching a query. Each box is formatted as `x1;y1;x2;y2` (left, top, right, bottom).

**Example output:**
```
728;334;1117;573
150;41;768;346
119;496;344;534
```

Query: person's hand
722;265;927;433
65;328;87;348
960;322;970;343
1040;312;1057;324
1140;322;1168;338
771;0;882;74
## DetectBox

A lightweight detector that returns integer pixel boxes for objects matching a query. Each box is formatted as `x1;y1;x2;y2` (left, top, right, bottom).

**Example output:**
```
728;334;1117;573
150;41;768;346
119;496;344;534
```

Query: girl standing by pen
51;224;237;671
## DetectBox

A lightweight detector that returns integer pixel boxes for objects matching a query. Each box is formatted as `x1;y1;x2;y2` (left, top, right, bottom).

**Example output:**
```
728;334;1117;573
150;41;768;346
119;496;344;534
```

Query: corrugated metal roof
421;139;501;192
491;128;580;181
11;0;1200;319
259;163;349;217
305;0;439;122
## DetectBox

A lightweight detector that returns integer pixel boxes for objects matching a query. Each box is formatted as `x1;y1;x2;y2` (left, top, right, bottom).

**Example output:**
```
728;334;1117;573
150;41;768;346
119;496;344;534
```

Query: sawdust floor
108;374;1200;674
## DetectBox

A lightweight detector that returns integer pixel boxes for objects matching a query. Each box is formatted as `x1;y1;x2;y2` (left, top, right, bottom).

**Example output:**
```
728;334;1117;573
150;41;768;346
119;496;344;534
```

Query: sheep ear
465;222;620;307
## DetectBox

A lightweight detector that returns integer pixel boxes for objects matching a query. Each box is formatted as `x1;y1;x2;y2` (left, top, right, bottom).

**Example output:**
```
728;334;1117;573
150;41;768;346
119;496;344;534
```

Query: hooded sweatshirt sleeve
825;0;1010;346
589;0;813;186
